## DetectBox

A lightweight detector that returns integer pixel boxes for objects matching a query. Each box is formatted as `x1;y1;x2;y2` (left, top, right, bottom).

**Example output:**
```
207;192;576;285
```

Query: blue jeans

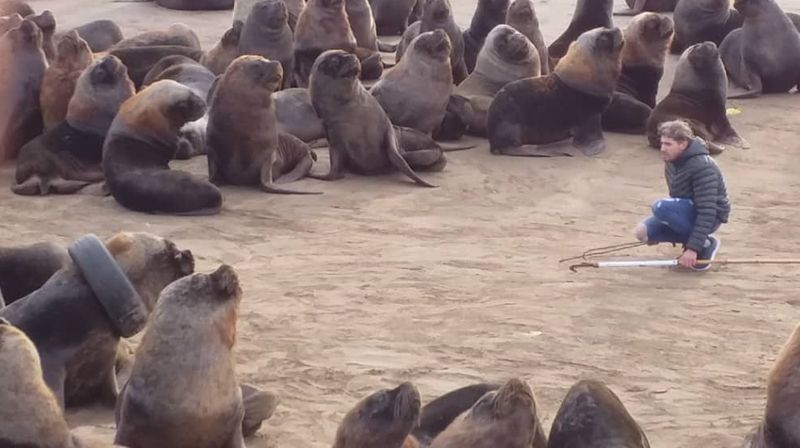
643;198;719;244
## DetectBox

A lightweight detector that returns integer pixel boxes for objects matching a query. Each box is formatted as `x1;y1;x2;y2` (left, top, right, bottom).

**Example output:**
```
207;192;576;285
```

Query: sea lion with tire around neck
397;0;467;84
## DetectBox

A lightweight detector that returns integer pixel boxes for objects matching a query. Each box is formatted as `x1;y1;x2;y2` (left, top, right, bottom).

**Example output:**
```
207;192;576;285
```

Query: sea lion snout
170;90;207;123
56;30;81;55
391;382;421;420
688;41;719;66
91;56;123;85
209;264;241;299
171;245;194;276
318;51;361;79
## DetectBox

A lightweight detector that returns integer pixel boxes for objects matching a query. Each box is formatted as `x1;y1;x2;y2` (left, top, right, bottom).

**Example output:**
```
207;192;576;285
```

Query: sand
2;0;800;446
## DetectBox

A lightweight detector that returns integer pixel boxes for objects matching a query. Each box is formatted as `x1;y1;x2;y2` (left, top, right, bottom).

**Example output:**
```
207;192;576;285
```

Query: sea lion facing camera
429;378;548;448
68;19;124;52
309;50;442;186
0;232;195;408
239;0;294;90
333;382;421;448
370;0;418;36
397;0;467;84
371;29;452;135
0;241;68;305
671;0;742;54
115;265;253;448
547;380;650;448
201;20;244;75
506;0;549;74
0;0;33;17
742;322;800;448
40;30;94;129
601;13;673;134
113;23;201;50
615;0;677;16
207;55;320;194
488;27;623;157
462;0;509;73
0;19;47;162
719;0;800;98
547;0;612;63
293;0;357;87
103;80;223;215
647;41;745;151
14;55;135;195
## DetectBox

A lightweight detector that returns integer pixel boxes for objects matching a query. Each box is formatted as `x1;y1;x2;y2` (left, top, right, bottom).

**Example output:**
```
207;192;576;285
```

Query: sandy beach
2;0;800;446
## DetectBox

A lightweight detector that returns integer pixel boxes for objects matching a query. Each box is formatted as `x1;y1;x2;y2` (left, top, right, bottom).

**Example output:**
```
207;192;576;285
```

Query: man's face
660;137;689;162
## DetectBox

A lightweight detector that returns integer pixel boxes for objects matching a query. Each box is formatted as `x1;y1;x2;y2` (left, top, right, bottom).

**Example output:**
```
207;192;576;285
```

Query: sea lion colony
0;0;799;445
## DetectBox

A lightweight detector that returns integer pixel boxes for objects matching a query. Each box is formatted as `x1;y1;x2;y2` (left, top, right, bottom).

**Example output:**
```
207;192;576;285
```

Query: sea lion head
474;24;539;81
54;29;93;68
200;20;243;75
224;54;283;93
507;0;537;24
104;232;195;312
24;9;53;34
733;0;764;18
621;12;673;68
686;40;721;70
0;12;22;36
334;382;421;448
408;29;451;62
489;24;534;64
423;0;452;25
250;0;289;29
67;55;135;133
225;20;244;45
310;49;361;94
4;18;42;51
671;41;726;98
555;27;623;97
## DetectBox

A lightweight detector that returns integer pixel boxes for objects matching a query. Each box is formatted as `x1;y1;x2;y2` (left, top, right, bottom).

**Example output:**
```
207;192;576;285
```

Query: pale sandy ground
2;0;800;446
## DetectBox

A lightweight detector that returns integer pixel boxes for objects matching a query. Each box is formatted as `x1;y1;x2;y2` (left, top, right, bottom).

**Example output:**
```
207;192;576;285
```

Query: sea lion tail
387;145;437;188
241;384;280;438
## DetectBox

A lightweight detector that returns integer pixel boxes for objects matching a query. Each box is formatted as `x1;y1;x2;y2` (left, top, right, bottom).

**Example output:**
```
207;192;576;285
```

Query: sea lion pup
201;20;243;75
25;10;55;62
397;0;467;84
112;23;201;50
0;232;195;408
370;0;418;36
40;30;94;129
0;241;68;305
371;29;452;135
601;13;672;134
0;12;21;36
239;0;294;90
547;380;650;448
333;382;421;448
488;27;623;157
671;0;742;54
103;80;223;214
742;322;800;448
68;19;124;52
547;0;612;64
0;0;33;17
309;50;441;186
449;24;539;137
462;0;509;73
720;0;800;98
157;0;233;11
0;20;47;163
411;383;500;446
207;55;320;194
345;0;389;79
0;321;79;448
109;45;204;88
647;42;745;152
429;378;548;448
14;56;135;195
233;0;305;29
506;0;549;74
115;265;255;448
275;88;326;141
293;0;357;88
615;0;677;16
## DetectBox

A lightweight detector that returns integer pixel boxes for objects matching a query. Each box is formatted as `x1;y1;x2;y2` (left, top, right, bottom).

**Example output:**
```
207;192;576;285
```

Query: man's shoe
694;236;721;271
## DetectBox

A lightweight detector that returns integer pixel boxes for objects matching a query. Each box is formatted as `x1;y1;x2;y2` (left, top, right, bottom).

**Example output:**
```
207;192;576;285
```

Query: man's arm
686;162;721;253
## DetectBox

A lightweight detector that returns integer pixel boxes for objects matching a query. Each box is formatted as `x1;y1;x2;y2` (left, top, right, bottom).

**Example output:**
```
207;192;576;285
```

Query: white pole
596;260;679;268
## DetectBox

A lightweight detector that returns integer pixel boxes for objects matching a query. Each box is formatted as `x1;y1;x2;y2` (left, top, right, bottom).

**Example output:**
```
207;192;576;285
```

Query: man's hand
678;249;698;268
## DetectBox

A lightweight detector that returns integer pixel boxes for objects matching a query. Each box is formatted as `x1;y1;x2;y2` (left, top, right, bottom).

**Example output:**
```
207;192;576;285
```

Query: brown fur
40;30;94;129
201;20;243;75
621;13;673;69
66;55;135;132
555;27;624;98
113;23;200;50
333;382;421;448
293;0;357;86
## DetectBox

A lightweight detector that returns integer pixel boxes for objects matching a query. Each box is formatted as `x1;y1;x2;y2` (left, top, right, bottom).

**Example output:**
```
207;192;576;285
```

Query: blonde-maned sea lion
201;20;243;75
506;0;548;74
333;382;421;448
40;30;93;129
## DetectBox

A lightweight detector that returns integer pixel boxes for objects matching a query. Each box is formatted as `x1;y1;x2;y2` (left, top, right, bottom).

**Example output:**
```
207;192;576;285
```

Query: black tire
68;234;148;338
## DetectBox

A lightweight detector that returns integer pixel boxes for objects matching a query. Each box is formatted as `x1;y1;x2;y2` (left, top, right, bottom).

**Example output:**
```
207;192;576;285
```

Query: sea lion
239;0;294;90
0;320;79;448
547;380;650;448
68;19;124;52
40;30;94;129
275;87;326;141
103;80;223;215
449;24;539;137
0;12;21;36
201;20;243;75
671;0;743;54
488;27;623;157
115;265;261;448
309;50;442;186
742;322;800;448
601;13;673;134
0;19;47;162
719;0;800;98
615;0;678;16
371;29;452;135
346;0;390;77
397;0;467;84
429;378;548;448
412;383;500;446
143;56;216;159
293;0;357;87
506;0;549;74
462;0;509;73
14;55;135;195
0;0;33;17
333;382;421;448
547;0;612;63
207;55;319;194
157;0;233;11
0;241;68;305
109;44;204;88
370;0;418;36
647;41;746;152
112;23;201;50
234;0;305;30
25;10;55;62
0;232;195;408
